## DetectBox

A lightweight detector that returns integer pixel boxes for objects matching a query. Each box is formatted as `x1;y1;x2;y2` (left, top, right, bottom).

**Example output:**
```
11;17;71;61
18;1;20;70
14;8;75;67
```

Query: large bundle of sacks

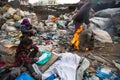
87;8;119;38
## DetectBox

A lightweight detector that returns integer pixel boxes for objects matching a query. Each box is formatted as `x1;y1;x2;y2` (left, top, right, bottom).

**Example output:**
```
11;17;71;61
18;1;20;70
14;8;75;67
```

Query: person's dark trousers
0;68;21;80
24;49;38;73
23;50;38;79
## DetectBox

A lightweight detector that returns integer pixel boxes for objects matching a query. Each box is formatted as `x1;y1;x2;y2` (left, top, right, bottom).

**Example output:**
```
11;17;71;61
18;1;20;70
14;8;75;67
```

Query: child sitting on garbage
14;37;40;67
20;18;36;39
1;38;41;80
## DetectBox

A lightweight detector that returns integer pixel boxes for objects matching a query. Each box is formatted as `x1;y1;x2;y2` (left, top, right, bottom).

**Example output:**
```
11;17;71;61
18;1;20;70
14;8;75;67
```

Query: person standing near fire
71;0;92;50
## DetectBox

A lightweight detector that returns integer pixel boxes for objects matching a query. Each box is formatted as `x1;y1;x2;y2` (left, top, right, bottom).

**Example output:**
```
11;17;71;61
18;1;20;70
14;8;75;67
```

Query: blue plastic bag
45;74;56;80
15;73;35;80
96;69;113;79
114;77;120;80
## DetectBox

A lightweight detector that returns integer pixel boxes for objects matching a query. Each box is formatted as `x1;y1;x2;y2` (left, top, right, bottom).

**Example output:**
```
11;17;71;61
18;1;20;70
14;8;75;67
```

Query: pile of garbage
0;3;120;80
1;4;120;52
0;4;38;46
0;5;37;33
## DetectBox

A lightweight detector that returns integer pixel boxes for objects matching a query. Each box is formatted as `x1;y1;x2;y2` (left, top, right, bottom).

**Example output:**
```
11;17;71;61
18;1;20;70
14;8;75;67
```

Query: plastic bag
57;20;66;29
13;14;21;21
45;74;56;80
2;4;11;13
2;23;17;32
37;22;45;32
88;75;100;80
16;9;25;17
46;22;57;31
96;68;113;79
7;8;16;15
14;21;21;28
51;16;57;22
95;8;120;18
15;73;34;80
76;58;90;80
114;77;120;80
38;45;53;52
90;17;112;30
36;51;51;65
2;13;11;18
47;15;54;21
92;29;113;43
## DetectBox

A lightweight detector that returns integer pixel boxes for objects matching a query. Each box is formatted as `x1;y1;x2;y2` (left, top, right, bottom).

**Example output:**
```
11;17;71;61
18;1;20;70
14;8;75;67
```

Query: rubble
0;3;120;80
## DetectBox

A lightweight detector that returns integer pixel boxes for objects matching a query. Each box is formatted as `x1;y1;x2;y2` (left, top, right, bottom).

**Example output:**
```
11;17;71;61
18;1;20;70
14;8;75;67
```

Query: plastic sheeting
43;53;81;80
90;17;112;30
76;58;90;80
92;29;113;43
95;8;120;18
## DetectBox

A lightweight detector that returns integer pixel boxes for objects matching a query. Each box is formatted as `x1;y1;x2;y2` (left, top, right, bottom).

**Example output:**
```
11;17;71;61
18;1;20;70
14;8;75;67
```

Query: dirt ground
70;42;120;69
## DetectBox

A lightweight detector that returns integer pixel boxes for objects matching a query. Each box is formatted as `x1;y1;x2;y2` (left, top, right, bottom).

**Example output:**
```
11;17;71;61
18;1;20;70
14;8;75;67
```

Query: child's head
22;18;30;26
18;37;33;49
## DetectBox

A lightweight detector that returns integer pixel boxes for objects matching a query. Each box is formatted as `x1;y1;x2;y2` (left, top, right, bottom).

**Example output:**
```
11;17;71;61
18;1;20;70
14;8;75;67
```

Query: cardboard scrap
38;53;59;73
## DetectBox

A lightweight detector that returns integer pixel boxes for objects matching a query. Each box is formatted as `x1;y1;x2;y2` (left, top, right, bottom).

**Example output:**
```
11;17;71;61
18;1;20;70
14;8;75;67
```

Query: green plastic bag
36;50;51;65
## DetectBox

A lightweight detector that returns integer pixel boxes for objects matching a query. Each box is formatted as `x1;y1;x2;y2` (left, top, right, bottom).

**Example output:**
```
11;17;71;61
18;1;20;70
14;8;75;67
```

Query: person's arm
28;25;35;34
21;25;28;33
20;51;38;64
31;44;38;50
31;44;42;56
